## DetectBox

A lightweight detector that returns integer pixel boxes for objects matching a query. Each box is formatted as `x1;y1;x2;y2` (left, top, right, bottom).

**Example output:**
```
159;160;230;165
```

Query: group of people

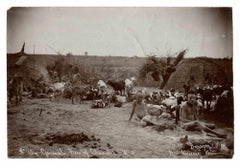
128;85;231;139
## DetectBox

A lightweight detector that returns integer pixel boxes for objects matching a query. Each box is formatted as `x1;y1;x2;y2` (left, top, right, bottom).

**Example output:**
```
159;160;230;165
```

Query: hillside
7;52;232;88
7;53;146;83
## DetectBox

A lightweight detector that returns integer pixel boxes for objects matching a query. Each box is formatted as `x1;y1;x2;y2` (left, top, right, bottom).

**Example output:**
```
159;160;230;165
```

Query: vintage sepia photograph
7;7;233;158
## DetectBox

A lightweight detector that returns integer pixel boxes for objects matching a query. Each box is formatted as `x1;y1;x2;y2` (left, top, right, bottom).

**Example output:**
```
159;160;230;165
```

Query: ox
107;80;125;96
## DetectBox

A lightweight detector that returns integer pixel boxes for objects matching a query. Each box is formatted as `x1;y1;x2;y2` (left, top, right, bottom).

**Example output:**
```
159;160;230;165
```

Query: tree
139;49;187;89
66;52;73;57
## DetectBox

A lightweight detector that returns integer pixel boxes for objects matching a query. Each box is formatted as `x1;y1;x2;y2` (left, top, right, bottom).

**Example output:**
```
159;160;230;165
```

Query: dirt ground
7;96;233;158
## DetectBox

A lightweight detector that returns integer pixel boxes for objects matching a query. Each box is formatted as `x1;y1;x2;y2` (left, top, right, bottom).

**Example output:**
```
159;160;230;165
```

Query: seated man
129;92;148;121
179;91;226;138
180;91;198;122
129;92;172;127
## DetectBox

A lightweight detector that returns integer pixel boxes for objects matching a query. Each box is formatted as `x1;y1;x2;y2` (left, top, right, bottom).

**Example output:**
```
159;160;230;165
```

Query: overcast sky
7;7;232;58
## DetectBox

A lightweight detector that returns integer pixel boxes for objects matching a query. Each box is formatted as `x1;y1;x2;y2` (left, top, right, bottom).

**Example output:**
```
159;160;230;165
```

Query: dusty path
7;97;232;158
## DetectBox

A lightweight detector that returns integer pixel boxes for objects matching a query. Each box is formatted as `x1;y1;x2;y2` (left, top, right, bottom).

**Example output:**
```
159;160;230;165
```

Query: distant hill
7;51;232;89
7;52;146;84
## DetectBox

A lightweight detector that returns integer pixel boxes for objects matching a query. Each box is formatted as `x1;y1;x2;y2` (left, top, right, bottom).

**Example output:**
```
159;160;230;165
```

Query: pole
33;44;35;54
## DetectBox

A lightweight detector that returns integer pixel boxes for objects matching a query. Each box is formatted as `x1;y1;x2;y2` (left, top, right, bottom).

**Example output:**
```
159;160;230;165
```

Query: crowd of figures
7;72;233;126
130;84;233;135
7;72;234;157
127;83;233;157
